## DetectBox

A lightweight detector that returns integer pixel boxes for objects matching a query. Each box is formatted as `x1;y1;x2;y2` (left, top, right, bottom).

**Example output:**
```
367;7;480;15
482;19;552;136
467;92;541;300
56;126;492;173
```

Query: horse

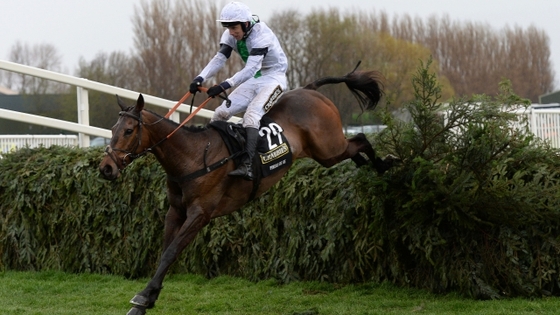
99;67;395;315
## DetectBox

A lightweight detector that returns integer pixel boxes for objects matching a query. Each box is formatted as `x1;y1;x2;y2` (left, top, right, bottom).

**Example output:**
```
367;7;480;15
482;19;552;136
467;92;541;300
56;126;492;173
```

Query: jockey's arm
225;49;266;87
198;44;233;81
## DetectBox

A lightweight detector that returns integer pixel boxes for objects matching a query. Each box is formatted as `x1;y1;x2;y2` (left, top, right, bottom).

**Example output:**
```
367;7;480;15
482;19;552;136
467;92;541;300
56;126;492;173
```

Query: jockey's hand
189;76;203;94
207;82;231;98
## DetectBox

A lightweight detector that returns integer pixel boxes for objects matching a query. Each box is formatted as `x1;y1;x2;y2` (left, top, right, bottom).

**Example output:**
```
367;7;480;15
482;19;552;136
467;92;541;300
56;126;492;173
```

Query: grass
1;271;559;314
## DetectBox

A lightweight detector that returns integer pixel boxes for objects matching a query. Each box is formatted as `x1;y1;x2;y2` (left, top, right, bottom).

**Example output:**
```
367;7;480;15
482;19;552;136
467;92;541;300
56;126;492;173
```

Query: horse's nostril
100;164;115;179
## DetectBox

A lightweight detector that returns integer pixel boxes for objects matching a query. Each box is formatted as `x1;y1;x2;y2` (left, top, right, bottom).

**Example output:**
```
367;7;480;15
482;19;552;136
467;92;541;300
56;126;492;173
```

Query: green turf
1;271;559;314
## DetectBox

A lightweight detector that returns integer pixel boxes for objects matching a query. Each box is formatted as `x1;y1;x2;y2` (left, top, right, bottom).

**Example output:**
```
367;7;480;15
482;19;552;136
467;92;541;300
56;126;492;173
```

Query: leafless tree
393;15;555;102
73;52;138;128
76;51;135;89
272;8;555;109
269;10;307;90
35;0;553;125
131;0;240;103
270;8;454;125
1;41;67;94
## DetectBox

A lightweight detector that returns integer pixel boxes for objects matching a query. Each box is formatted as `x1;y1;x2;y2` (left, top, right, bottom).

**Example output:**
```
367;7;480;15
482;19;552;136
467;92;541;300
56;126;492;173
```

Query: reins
106;88;233;177
164;86;231;138
165;89;211;139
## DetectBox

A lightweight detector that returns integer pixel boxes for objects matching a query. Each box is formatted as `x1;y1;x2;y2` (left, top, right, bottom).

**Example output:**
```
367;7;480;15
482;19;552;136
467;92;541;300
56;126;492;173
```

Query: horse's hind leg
349;133;369;167
312;132;395;174
312;132;382;171
347;133;395;174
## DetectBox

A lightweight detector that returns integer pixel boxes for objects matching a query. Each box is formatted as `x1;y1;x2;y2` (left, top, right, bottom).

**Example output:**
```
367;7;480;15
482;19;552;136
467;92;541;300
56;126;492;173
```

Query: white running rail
0;134;78;154
443;105;560;148
1;60;559;150
0;60;232;149
514;108;560;148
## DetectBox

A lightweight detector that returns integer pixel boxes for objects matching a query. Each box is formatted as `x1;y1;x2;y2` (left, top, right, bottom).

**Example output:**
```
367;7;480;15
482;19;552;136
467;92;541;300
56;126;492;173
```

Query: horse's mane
144;109;209;133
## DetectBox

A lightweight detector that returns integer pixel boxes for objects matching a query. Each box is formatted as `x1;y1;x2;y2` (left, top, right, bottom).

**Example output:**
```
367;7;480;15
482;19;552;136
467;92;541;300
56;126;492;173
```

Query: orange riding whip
127;87;216;159
164;90;193;119
166;89;212;138
130;87;237;174
163;87;232;139
165;86;231;120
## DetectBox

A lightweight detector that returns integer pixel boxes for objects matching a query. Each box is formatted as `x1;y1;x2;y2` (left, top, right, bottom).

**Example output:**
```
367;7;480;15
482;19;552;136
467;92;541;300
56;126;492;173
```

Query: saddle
209;115;292;179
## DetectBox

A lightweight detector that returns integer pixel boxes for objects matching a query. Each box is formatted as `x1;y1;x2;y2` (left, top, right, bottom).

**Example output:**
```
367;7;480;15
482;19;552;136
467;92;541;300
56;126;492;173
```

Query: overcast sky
1;0;558;90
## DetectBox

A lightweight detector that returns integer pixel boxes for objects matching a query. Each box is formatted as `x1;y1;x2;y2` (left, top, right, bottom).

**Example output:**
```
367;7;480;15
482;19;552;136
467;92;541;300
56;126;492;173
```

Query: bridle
104;107;165;170
104;88;229;171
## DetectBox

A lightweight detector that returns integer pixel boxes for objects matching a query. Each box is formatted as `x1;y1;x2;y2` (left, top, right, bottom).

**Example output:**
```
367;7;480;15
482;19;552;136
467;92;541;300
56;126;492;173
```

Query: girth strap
167;151;243;183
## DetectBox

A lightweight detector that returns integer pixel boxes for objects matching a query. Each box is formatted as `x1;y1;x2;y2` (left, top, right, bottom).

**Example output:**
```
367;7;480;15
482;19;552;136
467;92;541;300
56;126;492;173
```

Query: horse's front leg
128;185;186;310
127;205;210;315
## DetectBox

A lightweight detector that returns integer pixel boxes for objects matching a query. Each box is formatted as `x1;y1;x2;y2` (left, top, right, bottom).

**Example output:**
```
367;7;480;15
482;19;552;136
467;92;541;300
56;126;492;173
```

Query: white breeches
211;74;288;129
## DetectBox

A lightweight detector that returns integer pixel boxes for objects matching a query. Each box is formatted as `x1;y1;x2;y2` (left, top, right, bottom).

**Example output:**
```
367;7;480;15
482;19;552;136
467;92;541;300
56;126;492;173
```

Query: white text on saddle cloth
257;121;292;177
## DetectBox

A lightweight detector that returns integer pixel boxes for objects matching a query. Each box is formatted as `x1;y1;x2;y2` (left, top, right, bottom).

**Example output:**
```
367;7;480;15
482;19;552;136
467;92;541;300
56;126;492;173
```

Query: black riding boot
228;127;258;181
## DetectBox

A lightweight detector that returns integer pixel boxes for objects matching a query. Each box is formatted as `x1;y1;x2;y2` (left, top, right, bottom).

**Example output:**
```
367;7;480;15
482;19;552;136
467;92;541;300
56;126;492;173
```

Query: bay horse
99;67;395;315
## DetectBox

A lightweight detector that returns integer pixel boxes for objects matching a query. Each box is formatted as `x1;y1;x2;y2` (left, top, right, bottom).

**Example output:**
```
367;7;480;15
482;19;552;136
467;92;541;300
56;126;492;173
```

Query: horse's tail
303;61;384;111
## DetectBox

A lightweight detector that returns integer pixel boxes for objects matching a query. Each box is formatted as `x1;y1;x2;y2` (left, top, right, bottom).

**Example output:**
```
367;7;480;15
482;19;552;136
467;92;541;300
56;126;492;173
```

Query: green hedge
364;59;560;298
0;146;168;278
1;60;560;299
0;146;375;280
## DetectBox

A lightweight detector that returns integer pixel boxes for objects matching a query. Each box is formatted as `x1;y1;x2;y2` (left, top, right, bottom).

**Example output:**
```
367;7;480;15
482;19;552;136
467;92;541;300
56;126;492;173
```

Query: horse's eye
125;129;134;135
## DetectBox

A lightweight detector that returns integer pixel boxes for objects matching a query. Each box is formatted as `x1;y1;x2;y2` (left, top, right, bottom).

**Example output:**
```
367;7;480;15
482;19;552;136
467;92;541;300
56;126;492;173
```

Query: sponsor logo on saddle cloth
208;115;291;178
257;116;292;178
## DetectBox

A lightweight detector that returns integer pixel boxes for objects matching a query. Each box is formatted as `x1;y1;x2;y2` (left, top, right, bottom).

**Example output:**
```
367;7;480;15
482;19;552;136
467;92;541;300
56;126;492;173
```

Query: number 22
259;123;283;149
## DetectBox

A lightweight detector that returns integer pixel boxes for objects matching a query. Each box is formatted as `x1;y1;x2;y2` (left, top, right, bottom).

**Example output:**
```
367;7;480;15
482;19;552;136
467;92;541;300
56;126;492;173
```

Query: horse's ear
134;94;145;112
116;94;127;111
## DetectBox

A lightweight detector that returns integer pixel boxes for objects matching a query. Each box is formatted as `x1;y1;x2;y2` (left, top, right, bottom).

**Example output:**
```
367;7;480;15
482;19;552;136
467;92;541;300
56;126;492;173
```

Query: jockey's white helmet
217;2;252;26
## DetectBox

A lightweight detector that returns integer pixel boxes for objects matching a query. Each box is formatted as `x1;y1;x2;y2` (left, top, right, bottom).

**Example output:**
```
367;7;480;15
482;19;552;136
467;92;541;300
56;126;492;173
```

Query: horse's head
99;94;149;180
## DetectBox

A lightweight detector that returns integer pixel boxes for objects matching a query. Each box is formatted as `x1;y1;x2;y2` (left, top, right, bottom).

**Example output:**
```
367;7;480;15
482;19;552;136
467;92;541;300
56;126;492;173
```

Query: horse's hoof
130;295;150;307
375;154;401;174
384;154;400;163
126;306;146;315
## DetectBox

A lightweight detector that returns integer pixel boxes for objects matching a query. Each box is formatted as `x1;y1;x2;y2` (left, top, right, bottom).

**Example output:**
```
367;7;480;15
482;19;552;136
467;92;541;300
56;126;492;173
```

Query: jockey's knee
212;107;231;122
242;115;260;129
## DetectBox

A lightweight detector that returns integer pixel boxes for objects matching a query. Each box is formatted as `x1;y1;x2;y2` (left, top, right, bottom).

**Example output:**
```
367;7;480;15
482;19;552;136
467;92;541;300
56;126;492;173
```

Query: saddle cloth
209;116;292;178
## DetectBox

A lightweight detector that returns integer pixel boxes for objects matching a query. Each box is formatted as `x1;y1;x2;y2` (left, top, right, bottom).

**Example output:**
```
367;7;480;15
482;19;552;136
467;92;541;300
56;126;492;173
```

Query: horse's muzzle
99;155;120;180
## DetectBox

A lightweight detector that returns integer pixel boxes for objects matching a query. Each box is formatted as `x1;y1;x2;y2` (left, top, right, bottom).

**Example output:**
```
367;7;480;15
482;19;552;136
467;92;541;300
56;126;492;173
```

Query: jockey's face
226;23;247;40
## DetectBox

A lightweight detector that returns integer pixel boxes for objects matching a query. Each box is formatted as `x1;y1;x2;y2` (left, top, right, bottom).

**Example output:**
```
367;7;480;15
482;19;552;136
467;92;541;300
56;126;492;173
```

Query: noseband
104;93;216;172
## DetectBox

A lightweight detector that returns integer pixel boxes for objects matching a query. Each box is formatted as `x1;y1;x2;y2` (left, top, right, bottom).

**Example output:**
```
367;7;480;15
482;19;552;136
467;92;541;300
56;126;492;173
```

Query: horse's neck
143;115;209;175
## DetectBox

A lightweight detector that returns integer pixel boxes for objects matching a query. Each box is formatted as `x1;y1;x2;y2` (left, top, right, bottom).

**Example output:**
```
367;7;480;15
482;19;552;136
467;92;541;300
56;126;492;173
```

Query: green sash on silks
237;40;261;78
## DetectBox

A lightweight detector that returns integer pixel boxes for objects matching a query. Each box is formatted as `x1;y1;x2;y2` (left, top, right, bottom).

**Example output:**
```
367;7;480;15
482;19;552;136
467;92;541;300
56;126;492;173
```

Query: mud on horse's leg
348;133;369;167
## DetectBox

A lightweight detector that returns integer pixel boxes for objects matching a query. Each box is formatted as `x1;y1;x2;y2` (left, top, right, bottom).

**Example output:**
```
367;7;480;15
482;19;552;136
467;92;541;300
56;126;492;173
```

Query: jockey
189;1;288;181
